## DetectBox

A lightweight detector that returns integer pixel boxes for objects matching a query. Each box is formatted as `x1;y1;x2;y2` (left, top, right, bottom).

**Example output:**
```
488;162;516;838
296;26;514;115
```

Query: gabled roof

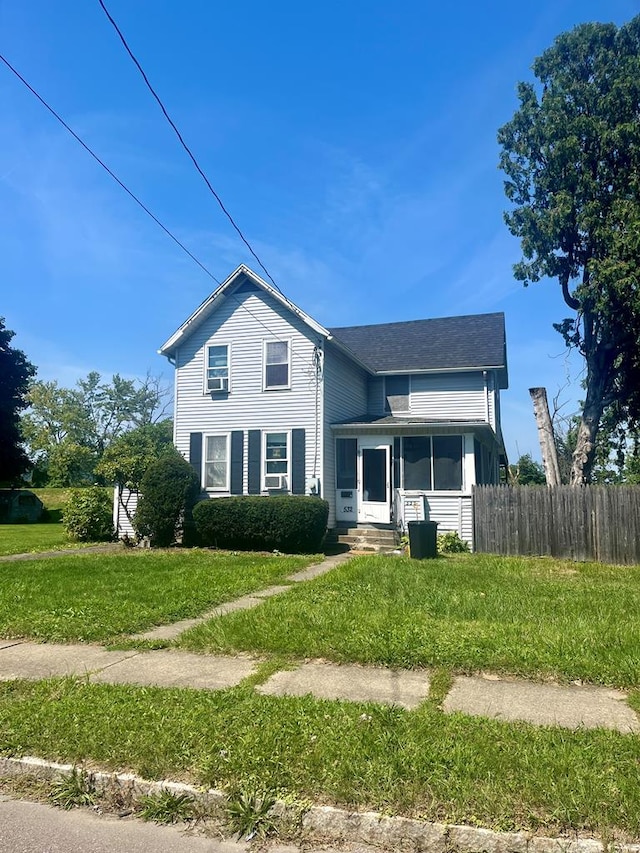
159;265;507;388
329;313;508;388
159;265;330;357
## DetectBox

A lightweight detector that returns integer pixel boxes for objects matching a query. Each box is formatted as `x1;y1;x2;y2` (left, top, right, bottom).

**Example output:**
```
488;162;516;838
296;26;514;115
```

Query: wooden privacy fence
473;485;640;564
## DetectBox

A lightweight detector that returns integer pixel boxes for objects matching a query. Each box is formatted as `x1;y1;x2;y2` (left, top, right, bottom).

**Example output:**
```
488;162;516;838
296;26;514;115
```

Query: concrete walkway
0;543;124;563
0;549;638;732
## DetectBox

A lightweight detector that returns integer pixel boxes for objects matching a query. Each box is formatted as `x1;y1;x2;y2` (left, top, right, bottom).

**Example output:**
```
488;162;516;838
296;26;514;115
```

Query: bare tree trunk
570;383;606;485
529;387;562;486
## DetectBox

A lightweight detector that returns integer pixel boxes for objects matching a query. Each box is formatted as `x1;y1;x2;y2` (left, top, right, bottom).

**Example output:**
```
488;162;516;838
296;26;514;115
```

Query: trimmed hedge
193;496;329;554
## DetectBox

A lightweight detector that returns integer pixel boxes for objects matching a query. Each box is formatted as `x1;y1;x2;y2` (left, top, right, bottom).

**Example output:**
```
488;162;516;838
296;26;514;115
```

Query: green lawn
176;553;640;687
0;488;112;556
1;678;639;837
0;523;76;556
0;550;318;643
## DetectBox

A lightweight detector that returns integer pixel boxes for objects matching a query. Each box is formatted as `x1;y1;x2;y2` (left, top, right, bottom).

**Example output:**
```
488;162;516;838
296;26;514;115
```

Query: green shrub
193;496;329;554
63;487;114;542
134;452;200;547
437;530;470;553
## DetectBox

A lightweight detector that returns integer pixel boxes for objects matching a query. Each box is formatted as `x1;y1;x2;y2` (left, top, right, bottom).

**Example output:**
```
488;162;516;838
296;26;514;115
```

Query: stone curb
1;756;639;853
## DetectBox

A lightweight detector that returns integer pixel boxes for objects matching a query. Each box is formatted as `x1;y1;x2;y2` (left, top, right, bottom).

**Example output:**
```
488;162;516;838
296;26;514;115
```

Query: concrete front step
337;532;399;553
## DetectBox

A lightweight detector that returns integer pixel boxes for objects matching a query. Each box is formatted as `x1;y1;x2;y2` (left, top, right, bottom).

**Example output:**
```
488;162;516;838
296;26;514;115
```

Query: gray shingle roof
329;312;507;387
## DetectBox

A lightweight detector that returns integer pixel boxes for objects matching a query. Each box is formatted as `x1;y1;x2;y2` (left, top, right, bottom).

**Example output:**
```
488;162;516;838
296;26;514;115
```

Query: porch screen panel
433;436;463;490
403;437;431;490
336;438;357;489
393;437;401;490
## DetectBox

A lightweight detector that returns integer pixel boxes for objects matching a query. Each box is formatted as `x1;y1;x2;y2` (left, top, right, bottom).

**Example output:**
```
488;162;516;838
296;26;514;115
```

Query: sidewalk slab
0;544;123;563
0;643;137;681
90;650;256;690
443;675;640;732
134;595;266;641
258;662;430;709
288;552;352;582
254;584;292;598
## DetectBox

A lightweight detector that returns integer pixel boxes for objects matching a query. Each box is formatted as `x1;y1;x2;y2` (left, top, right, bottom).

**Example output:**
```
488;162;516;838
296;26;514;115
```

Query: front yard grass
0;523;76;557
176;553;640;687
0;488;111;556
1;677;639;838
0;550;317;643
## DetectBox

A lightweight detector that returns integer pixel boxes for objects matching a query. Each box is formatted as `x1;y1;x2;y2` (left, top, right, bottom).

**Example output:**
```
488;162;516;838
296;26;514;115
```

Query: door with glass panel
358;442;391;523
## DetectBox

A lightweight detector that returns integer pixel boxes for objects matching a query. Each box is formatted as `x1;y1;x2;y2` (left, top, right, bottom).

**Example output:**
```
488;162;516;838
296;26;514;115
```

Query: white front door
358;442;391;523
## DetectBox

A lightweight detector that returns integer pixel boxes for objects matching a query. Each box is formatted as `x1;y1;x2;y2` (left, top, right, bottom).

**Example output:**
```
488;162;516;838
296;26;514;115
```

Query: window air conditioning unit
265;474;285;490
209;377;229;392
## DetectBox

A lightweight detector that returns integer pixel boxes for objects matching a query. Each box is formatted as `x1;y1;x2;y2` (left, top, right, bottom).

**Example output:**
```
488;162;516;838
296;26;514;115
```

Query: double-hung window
264;340;290;389
206;344;229;393
204;434;229;490
264;432;288;489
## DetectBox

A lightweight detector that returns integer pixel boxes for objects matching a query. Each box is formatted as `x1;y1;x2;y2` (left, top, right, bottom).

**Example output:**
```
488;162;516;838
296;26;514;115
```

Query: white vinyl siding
408;373;487;420
173;288;318;494
204;434;229;490
367;372;486;419
424;494;473;549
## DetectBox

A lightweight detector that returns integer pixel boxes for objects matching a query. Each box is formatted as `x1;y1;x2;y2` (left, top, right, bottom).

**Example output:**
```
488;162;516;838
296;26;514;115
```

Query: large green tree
22;372;170;486
498;16;640;484
0;318;36;484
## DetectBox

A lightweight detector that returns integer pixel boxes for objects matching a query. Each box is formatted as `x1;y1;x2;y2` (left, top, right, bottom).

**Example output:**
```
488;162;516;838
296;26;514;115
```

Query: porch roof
331;415;496;437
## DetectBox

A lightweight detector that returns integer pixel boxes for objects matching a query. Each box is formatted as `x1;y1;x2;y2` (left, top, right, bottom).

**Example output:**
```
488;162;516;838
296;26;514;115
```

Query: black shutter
189;432;203;489
248;430;261;494
291;428;306;494
230;431;244;494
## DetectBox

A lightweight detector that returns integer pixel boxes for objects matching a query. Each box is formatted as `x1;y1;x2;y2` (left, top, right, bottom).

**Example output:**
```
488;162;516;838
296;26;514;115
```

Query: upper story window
384;375;410;413
206;344;229;393
264;340;290;390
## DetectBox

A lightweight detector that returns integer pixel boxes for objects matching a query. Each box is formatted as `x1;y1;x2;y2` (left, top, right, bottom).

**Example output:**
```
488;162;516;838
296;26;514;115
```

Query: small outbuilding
0;489;44;524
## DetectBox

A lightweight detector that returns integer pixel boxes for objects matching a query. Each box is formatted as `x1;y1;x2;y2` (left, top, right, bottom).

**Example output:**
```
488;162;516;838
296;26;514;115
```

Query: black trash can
408;521;438;559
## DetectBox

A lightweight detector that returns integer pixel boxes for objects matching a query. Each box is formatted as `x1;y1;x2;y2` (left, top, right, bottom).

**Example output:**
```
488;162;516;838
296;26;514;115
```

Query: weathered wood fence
473;485;640;564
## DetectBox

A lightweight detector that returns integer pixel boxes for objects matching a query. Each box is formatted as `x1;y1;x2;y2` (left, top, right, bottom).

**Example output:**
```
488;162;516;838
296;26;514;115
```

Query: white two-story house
153;264;508;547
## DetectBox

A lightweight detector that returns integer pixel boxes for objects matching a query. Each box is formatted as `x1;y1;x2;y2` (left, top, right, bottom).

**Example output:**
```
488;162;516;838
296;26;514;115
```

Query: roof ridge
330;311;505;334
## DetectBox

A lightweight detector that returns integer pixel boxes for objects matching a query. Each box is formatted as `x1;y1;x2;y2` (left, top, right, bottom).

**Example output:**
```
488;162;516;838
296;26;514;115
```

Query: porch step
333;527;399;553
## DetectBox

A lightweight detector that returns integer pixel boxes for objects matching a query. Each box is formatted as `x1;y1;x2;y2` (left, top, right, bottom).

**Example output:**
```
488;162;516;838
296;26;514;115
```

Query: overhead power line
0;53;319;371
97;0;284;296
0;53;221;287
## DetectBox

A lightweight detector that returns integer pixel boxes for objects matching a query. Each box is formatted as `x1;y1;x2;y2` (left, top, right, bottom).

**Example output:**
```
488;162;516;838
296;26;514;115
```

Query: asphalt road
0;796;251;853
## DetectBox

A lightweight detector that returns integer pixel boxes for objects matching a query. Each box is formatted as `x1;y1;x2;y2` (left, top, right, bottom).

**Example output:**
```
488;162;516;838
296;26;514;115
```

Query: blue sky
1;0;637;460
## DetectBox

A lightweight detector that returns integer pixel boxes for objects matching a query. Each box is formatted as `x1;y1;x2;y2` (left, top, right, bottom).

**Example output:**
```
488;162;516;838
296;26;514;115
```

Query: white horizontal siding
424;494;473;549
323;344;368;526
113;487;138;539
174;289;321;493
367;372;487;421
410;372;486;421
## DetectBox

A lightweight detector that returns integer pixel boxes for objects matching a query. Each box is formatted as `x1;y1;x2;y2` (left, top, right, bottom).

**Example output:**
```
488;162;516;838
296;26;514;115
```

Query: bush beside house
63;487;114;541
133;452;200;547
194;496;329;554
